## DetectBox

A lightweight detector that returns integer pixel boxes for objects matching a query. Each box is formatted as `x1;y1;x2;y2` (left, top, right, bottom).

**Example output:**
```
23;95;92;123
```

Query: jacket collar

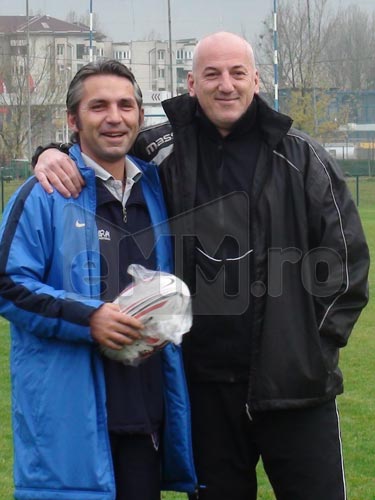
195;98;258;140
69;143;158;188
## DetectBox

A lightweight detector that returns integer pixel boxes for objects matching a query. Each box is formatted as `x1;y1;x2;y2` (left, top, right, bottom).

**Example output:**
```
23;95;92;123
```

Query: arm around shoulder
32;142;84;198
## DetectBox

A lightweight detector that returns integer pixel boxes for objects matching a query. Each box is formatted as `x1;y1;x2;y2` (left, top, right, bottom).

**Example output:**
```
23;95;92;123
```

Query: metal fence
0;161;373;214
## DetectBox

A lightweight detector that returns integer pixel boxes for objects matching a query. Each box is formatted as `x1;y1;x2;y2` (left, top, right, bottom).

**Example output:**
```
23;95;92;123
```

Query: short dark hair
66;59;143;115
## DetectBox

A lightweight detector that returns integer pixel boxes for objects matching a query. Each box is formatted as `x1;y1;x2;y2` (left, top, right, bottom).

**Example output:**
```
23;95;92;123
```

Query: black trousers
188;382;347;500
109;433;161;500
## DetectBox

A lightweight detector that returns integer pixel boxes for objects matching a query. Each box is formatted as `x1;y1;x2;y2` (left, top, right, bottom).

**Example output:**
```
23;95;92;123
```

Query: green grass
1;177;374;499
0;317;12;499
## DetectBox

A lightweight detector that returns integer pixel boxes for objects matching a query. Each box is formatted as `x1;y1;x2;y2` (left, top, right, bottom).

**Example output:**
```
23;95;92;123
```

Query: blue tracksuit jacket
0;144;197;500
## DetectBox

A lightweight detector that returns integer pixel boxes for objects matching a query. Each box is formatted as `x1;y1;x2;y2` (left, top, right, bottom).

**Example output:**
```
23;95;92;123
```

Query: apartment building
112;38;196;125
112;38;196;96
0;15;102;95
0;15;103;150
0;14;197;157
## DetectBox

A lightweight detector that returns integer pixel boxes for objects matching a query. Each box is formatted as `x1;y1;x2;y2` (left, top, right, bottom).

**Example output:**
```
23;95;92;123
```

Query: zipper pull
245;403;253;421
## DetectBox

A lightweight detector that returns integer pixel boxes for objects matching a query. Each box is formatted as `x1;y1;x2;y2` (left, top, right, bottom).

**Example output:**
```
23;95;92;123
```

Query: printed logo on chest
98;229;111;241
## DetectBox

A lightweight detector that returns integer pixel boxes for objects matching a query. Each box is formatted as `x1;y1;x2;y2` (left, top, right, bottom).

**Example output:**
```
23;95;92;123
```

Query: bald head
192;32;256;73
188;31;259;136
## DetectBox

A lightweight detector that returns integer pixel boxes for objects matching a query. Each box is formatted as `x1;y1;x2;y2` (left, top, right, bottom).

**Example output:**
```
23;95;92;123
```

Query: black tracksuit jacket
133;93;370;412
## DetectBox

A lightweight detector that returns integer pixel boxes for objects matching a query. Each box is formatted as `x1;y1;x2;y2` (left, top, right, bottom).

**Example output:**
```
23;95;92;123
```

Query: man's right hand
90;303;144;350
35;149;85;198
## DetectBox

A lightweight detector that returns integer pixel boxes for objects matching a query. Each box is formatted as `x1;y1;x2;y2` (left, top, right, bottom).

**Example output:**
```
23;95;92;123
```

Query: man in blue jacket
0;60;196;500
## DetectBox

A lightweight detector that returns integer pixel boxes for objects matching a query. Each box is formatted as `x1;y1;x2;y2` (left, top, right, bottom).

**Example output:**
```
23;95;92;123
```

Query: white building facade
0;15;197;158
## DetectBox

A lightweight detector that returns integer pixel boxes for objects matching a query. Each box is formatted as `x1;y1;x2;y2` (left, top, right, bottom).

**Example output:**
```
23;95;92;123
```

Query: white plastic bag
100;264;192;365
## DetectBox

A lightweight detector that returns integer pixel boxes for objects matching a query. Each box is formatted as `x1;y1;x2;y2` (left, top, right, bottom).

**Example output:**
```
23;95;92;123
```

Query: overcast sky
2;0;375;45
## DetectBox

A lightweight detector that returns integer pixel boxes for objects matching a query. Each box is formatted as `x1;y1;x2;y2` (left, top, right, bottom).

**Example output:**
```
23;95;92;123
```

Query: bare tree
143;30;163;42
255;0;375;139
257;1;375;93
0;39;66;162
255;0;337;138
256;0;332;93
65;10;106;39
323;6;375;90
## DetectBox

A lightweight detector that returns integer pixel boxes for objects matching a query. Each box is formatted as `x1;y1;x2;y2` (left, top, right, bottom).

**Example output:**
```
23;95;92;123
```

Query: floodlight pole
26;0;32;161
167;0;174;97
89;0;94;62
273;0;279;111
307;0;318;134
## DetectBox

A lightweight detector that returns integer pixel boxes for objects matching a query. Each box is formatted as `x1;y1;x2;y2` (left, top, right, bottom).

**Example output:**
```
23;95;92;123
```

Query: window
177;67;187;84
56;129;65;143
176;49;193;61
57;44;64;56
114;50;131;60
157;50;165;61
10;45;27;56
12;64;25;76
158;68;165;78
76;44;85;60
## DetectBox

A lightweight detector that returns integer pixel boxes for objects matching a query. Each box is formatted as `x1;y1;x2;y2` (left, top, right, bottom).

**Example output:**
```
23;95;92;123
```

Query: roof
0;15;92;35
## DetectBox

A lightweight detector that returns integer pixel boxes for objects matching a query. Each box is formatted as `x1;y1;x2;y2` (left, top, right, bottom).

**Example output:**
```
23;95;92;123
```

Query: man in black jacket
33;32;369;500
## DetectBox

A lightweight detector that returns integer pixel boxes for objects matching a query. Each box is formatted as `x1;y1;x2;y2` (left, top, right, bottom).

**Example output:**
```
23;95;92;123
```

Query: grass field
0;177;374;499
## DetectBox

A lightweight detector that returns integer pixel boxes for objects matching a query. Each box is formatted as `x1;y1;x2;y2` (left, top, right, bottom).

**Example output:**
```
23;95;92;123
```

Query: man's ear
254;70;260;95
187;72;196;97
67;112;79;132
139;107;145;127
